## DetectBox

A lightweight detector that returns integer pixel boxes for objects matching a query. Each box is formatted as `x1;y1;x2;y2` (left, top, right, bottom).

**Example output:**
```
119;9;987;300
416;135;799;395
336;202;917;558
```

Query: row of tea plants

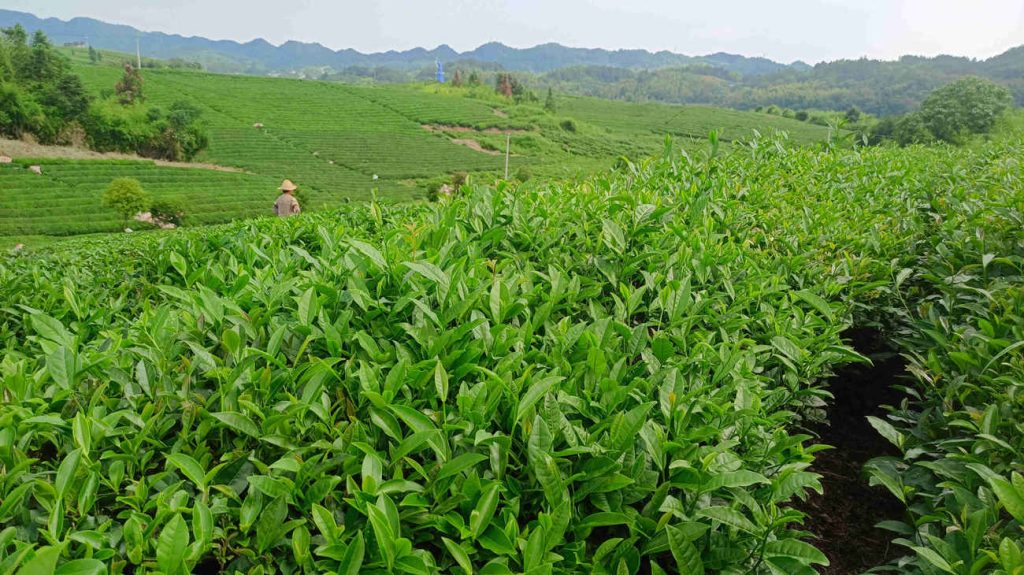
1;134;1022;574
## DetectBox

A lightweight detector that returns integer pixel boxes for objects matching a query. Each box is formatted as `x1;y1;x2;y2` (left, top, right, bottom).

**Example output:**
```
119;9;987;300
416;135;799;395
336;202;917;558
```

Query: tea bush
1;135;1022;574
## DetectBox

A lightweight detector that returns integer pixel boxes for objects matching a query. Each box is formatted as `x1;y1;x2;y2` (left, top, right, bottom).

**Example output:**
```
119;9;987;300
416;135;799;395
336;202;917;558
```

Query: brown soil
799;327;907;574
450;139;503;155
0;138;244;173
421;124;529;135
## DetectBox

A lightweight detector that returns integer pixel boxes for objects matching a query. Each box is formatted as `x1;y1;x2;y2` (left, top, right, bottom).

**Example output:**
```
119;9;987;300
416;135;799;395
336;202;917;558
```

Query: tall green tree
116;63;144;105
544;87;556;112
0;26;89;143
920;76;1013;143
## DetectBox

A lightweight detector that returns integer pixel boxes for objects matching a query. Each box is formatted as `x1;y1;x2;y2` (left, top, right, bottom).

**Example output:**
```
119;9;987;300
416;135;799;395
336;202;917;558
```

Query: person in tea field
274;179;301;217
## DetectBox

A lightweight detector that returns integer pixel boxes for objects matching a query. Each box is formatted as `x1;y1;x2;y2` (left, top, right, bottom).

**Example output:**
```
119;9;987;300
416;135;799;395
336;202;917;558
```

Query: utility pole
136;37;142;69
504;133;510;179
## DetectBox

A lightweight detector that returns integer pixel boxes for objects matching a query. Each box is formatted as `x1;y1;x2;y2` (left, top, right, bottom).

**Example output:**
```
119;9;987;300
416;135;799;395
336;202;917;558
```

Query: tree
451;70;463;87
158;100;209;161
0;83;43;138
544;87;556;112
30;30;60;80
88;46;99;63
116;63;144;105
845;106;862;124
467;71;481;87
795;110;809;121
102;178;149;224
920;76;1013;143
496;73;514;98
0;27;91;143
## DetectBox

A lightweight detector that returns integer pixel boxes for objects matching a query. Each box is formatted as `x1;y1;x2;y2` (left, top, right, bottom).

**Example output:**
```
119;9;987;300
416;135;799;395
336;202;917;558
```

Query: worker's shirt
274;194;300;217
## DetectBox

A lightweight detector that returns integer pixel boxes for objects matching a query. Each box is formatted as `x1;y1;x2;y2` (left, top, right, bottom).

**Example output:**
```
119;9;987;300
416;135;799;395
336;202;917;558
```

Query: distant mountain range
0;9;805;76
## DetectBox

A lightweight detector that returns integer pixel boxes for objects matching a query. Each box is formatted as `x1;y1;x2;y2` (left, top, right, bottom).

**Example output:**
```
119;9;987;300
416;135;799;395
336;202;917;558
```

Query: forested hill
539;49;1024;116
5;9;1022;116
0;9;795;75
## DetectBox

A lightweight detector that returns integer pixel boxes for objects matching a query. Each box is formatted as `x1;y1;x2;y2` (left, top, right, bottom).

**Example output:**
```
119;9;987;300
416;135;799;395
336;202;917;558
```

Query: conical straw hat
280;179;297;191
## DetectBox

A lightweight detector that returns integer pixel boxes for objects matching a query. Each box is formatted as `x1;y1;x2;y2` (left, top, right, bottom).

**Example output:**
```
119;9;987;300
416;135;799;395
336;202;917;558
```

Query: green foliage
83;99;159;152
0;26;90;143
149;101;210;161
291;186;310;211
82;99;210;161
920;76;1014;143
495;72;536;103
149;198;186;226
544;87;556;113
61;62;833;211
450;171;467;189
1;133;1022;574
101;177;149;222
0;82;44;138
870;77;1014;147
530;53;1024;117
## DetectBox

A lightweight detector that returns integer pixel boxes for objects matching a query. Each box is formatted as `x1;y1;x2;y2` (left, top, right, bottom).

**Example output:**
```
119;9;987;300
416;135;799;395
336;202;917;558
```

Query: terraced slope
74;68;533;200
73;66;833;198
1;63;834;240
0;160;279;236
559;96;837;144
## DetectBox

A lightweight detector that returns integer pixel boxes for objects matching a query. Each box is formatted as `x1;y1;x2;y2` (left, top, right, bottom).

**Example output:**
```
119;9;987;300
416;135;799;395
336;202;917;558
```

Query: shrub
544;87;556;113
102;177;149;224
893;113;934;146
84;100;159;153
795;111;809;122
0;83;44;138
514;165;533;182
451;171;467;189
292;187;310;210
425;182;441;202
560;119;577;133
84;100;209;161
149;199;186;226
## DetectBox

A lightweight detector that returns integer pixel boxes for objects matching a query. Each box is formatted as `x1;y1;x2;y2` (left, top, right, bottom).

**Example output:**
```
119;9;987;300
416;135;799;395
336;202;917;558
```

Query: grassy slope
3;59;832;240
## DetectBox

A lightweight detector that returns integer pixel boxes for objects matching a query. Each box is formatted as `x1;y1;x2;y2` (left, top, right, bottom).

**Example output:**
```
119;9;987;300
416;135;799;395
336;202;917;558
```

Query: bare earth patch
0;138;244;173
421;124;529;135
450;139;503;155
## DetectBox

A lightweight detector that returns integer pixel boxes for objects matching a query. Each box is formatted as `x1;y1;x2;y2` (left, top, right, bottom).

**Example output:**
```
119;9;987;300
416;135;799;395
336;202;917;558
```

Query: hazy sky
7;0;1024;63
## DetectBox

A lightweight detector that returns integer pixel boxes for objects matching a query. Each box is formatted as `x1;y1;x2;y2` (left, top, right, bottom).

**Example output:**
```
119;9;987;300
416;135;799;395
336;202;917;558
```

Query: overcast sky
6;0;1024;63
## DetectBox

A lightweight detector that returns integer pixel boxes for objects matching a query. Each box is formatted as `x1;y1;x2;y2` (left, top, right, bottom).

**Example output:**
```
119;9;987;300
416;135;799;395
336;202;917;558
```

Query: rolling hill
0;9;797;75
1;57;832;241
